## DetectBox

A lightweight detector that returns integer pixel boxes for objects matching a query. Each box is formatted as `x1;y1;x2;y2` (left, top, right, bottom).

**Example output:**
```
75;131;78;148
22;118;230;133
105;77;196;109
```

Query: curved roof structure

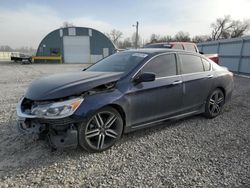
36;27;116;63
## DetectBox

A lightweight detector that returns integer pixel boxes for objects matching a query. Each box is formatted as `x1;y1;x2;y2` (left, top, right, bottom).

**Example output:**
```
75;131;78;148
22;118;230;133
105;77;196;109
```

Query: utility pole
133;21;139;49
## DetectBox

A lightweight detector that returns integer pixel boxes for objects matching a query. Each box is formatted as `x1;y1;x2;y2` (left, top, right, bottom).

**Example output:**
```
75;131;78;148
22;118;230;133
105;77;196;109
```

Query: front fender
74;89;130;123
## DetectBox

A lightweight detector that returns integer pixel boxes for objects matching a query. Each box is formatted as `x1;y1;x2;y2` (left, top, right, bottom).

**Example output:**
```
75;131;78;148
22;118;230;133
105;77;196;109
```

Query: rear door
127;53;183;126
179;53;213;111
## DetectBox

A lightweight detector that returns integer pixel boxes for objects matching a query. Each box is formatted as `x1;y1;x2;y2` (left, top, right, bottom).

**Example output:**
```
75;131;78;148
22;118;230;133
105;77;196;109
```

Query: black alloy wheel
78;107;123;152
204;89;225;118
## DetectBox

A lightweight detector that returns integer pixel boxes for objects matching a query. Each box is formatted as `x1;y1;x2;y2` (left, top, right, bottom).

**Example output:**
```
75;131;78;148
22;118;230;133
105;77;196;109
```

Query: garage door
63;36;90;63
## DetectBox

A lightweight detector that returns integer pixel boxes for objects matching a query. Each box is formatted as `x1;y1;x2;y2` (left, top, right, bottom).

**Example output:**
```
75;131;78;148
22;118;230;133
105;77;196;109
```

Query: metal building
35;27;116;64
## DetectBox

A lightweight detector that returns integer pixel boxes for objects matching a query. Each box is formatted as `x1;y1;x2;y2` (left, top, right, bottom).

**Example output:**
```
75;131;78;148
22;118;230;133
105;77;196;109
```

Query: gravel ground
0;61;249;187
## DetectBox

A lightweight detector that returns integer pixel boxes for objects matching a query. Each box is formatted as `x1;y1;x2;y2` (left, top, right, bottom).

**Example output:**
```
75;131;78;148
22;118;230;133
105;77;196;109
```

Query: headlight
31;97;84;119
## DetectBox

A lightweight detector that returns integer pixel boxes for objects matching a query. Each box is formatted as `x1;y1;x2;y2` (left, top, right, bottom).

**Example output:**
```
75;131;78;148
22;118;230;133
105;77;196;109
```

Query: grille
37;117;78;126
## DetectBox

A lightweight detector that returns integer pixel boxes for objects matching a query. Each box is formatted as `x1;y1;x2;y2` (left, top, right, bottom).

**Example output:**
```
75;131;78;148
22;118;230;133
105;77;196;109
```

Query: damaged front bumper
16;98;80;149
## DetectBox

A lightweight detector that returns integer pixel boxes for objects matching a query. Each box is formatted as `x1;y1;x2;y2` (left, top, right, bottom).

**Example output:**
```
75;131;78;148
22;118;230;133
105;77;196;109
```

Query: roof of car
145;42;196;45
125;48;196;55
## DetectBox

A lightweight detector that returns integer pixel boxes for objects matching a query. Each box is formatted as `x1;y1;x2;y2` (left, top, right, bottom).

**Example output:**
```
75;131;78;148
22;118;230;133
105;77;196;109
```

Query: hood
25;71;123;101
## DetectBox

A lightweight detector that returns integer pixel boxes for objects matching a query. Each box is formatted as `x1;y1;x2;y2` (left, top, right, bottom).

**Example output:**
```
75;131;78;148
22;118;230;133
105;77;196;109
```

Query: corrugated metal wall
197;36;250;74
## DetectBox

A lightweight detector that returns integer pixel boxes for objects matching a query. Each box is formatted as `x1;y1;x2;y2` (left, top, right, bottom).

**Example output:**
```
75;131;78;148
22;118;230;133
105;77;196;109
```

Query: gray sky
0;0;250;48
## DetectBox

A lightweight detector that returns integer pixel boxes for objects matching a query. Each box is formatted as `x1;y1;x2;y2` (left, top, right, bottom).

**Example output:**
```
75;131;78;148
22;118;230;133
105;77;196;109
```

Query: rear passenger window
180;54;204;74
142;54;177;78
184;44;197;52
202;58;211;71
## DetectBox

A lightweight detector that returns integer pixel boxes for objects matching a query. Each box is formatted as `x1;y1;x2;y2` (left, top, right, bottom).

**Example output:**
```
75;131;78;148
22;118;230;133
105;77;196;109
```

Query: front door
126;53;183;126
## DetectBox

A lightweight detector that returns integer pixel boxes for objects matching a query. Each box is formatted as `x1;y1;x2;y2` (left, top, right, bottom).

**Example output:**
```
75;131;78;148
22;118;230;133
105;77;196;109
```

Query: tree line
106;15;250;49
0;46;36;55
1;15;249;52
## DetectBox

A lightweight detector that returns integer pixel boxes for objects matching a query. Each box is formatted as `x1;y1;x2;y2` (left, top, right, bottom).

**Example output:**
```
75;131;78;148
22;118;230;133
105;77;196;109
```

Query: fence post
237;39;244;74
217;42;220;54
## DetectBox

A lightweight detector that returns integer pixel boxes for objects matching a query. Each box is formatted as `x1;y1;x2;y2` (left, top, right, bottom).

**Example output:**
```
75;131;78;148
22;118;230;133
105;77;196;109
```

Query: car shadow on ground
0;113;204;179
1;96;237;180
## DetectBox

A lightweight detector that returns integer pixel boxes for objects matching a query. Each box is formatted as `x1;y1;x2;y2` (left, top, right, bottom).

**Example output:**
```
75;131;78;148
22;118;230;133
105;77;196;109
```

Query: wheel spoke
209;98;215;105
85;129;100;138
104;115;117;128
214;92;219;102
217;97;224;104
214;104;220;113
211;104;216;113
105;129;118;139
94;113;104;128
97;134;105;149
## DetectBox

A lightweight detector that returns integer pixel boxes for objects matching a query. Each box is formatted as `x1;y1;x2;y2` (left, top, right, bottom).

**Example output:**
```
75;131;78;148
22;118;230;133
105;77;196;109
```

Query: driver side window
141;54;177;78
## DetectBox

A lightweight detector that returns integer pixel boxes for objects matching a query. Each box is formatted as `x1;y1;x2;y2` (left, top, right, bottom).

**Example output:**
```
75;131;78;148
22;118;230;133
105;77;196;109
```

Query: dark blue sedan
16;49;234;152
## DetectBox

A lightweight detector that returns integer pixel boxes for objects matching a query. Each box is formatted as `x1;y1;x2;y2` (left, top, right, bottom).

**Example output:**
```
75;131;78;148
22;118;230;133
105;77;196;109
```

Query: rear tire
204;89;225;118
78;107;123;152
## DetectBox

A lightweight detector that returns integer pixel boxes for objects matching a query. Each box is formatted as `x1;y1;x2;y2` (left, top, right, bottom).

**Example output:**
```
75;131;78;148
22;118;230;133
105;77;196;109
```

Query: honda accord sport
16;49;234;152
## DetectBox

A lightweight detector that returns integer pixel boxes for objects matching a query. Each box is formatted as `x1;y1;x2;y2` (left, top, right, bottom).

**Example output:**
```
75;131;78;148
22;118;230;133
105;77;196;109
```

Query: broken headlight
31;97;84;119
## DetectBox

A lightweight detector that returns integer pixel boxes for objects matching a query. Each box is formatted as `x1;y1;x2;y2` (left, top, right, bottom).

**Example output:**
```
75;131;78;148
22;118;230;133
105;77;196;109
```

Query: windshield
86;52;148;73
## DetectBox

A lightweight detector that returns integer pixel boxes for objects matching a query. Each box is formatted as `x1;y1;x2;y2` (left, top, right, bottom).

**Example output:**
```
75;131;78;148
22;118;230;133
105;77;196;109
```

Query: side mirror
199;51;204;54
134;72;156;83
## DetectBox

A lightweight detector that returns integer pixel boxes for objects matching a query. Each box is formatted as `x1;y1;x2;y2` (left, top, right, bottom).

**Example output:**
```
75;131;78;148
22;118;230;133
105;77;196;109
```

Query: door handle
207;74;214;79
172;80;182;85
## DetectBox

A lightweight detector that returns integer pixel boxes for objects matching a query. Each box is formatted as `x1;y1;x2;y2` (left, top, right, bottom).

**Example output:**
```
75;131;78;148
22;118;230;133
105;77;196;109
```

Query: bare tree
150;34;160;43
192;35;211;43
0;45;36;55
62;21;74;28
106;29;123;46
117;37;133;49
162;35;173;42
230;19;250;38
0;45;13;52
211;15;250;40
16;46;36;55
211;15;233;40
149;34;173;43
174;31;191;42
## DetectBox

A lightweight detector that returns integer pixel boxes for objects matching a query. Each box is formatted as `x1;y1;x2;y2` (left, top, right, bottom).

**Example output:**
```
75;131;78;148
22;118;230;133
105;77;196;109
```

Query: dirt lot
0;62;249;187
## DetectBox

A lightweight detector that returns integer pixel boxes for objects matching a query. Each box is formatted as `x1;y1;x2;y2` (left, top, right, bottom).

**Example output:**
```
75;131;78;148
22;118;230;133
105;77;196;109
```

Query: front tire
78;107;123;152
204;89;225;118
